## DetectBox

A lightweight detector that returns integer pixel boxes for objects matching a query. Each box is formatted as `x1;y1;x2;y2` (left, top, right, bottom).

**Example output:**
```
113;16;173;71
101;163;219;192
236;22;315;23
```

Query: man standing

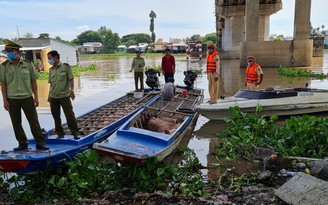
130;50;145;91
206;43;220;104
0;39;49;151
161;48;175;83
47;50;80;140
245;56;263;90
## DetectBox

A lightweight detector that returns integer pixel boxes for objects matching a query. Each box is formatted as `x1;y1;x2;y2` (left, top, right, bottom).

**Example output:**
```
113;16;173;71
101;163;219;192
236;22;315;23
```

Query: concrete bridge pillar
294;0;312;40
259;15;270;41
245;0;259;42
291;0;313;66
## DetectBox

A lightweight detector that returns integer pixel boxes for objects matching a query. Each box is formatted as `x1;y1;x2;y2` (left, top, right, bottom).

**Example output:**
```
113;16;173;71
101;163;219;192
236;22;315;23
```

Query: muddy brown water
1;54;327;179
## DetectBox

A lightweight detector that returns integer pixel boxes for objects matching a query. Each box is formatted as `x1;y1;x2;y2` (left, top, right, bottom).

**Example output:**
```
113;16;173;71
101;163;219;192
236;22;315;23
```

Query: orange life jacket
246;62;260;84
206;50;219;73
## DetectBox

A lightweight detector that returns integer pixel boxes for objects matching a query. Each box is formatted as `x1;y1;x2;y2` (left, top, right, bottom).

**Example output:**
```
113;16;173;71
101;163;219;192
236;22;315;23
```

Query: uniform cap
207;43;215;49
247;56;256;61
3;39;22;50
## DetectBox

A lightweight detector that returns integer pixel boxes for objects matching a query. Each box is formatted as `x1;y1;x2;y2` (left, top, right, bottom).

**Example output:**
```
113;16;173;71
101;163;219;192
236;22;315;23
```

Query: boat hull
0;92;159;173
94;88;204;163
196;88;328;120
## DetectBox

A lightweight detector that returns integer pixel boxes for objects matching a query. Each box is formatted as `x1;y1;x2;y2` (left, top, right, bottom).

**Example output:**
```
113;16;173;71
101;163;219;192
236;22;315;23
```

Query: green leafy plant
217;169;260;192
277;115;328;157
190;68;203;75
72;63;97;76
145;65;161;73
0;172;10;190
6;149;210;204
278;65;327;79
170;147;208;197
216;105;328;159
217;105;279;159
37;63;97;80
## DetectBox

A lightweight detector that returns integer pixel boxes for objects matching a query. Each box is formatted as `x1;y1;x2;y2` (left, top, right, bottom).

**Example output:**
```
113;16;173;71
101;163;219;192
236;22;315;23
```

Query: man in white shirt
162;77;176;100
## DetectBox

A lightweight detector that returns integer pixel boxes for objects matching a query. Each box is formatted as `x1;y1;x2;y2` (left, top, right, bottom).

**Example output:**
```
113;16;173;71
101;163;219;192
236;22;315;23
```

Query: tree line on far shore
0;26;217;54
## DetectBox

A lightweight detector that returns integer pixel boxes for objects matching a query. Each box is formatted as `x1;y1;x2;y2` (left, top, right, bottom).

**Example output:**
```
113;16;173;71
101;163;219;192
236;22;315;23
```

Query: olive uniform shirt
132;57;145;73
48;62;74;99
0;60;39;99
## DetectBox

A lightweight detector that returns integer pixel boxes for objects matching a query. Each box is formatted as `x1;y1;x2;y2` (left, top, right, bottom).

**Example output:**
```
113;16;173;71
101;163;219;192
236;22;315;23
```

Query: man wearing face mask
0;39;49;151
206;43;220;104
245;56;263;90
47;50;80;140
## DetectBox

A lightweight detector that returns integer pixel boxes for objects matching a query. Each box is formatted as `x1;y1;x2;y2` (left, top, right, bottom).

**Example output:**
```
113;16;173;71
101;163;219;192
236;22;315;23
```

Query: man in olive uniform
47;50;80;140
0;39;49;151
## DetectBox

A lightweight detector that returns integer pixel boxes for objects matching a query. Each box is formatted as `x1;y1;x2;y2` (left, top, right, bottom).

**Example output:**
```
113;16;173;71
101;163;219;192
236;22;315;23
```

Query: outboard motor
145;68;161;89
183;70;197;90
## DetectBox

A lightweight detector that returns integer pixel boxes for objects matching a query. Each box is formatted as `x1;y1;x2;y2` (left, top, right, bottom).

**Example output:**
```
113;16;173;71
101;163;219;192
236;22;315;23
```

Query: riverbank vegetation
278;65;328;79
217;105;328;159
2;106;317;204
2;103;327;204
37;63;97;80
0;148;210;204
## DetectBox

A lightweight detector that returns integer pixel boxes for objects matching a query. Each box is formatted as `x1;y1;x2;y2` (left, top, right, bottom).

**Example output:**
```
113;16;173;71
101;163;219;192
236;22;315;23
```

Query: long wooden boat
195;87;328;120
0;91;159;173
93;87;204;163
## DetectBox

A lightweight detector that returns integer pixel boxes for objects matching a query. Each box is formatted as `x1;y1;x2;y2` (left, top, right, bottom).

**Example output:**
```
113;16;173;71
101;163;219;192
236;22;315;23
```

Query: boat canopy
20;46;50;51
235;89;298;99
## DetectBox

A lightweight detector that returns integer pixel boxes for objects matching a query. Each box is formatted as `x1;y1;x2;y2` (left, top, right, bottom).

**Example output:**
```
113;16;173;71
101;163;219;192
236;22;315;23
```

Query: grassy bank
37;63;97;80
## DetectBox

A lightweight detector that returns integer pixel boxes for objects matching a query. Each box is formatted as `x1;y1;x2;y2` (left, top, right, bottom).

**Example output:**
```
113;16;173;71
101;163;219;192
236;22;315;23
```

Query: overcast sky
0;0;326;42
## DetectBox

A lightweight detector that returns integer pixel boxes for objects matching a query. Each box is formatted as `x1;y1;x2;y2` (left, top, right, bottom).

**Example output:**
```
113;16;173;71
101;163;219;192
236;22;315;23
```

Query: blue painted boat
0;91;159;173
93;88;204;163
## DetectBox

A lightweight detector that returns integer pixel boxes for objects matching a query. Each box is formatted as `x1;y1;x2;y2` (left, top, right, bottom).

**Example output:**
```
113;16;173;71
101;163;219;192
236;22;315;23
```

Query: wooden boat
195;87;328;120
93;87;204;163
0;91;159;173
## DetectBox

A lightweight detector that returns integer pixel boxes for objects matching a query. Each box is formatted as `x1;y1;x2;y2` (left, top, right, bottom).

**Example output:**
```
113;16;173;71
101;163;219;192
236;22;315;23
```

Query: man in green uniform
130;50;145;91
0;39;49;151
47;50;80;140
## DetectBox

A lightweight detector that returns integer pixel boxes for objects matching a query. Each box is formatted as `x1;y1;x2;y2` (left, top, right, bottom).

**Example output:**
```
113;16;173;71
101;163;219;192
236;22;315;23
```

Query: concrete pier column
259;15;270;41
222;17;233;51
245;0;259;42
232;16;245;47
294;0;311;40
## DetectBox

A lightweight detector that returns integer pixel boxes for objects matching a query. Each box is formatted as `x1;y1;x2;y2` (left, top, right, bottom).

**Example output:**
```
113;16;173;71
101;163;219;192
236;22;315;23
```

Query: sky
0;0;327;42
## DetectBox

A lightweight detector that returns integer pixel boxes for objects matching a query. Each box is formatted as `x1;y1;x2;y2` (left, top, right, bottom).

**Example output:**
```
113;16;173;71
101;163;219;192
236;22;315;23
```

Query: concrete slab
275;172;328;205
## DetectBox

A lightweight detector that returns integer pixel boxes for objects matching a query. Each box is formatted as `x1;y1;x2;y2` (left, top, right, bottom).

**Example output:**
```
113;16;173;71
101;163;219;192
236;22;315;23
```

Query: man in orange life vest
206;43;220;104
245;56;263;90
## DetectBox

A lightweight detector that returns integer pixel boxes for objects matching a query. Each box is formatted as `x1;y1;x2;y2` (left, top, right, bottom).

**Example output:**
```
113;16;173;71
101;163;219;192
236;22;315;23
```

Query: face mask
7;53;16;60
208;49;213;54
248;61;253;66
48;59;55;65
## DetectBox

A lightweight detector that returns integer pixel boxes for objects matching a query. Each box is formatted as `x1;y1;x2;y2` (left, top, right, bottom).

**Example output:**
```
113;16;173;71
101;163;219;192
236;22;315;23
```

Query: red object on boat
0;160;30;172
182;90;187;97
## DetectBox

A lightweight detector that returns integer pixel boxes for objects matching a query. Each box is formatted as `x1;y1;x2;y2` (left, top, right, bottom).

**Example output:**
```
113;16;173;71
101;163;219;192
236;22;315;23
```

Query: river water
0;53;327;169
